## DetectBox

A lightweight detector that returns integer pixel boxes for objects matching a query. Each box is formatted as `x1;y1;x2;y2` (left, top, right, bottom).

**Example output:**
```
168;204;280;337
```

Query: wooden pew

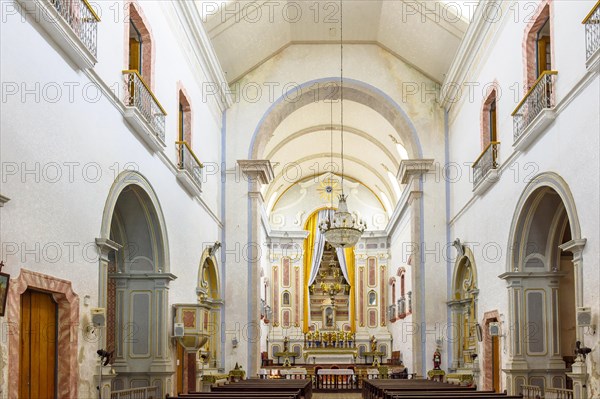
209;379;312;399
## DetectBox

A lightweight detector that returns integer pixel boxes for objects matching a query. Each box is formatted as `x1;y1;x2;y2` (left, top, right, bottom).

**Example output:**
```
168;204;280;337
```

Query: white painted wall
0;1;223;396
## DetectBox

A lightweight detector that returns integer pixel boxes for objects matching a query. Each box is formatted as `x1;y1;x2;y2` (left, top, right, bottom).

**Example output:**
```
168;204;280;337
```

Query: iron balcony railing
176;141;203;189
50;0;99;57
472;142;500;187
583;1;600;60
123;70;167;141
512;71;557;142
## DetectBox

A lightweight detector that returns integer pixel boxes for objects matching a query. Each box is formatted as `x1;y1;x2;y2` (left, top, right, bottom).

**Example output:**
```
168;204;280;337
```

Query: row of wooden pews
166;379;312;399
363;379;524;399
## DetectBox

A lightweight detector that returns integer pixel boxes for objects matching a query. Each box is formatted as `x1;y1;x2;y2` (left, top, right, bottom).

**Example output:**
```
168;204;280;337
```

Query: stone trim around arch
248;78;423;161
505;172;582;273
6;269;79;399
99;170;170;272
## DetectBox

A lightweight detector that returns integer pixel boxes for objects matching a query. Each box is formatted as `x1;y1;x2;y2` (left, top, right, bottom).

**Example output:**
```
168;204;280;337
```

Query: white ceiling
201;0;469;83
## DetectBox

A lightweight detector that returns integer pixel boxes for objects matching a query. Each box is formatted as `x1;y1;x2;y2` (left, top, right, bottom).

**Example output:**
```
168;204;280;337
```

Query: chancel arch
97;171;174;396
501;173;585;395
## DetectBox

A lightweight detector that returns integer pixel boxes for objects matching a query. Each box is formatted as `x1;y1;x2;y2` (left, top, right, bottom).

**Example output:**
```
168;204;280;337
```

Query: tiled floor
313;393;362;399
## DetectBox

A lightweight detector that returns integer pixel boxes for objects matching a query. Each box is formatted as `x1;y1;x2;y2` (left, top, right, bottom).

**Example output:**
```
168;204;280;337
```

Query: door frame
7;270;79;399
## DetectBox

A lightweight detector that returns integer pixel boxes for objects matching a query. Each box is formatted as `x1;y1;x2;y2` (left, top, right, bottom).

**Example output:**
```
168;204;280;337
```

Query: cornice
439;0;498;109
171;1;233;112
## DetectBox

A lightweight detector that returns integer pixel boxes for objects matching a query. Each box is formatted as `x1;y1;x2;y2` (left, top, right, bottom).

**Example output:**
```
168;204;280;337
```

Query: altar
303;348;357;364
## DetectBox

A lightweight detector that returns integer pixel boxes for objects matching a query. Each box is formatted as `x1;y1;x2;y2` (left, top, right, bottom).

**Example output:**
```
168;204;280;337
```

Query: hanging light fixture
319;0;366;248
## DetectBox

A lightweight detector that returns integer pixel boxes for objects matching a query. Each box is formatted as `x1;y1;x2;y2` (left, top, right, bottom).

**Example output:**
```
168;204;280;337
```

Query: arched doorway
502;173;584;394
98;171;174;396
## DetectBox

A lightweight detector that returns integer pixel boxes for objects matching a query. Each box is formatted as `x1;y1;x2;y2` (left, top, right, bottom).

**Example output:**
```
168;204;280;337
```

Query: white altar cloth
317;369;354;375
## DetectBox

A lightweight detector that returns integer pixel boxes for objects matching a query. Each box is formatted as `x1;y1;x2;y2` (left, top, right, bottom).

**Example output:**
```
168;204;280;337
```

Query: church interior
1;0;599;398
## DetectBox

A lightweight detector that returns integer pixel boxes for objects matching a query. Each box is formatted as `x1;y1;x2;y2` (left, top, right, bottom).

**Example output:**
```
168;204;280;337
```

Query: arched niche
197;247;223;370
448;247;478;371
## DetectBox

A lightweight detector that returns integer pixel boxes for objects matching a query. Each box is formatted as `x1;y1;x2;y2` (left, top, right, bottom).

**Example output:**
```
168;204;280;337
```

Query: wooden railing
512;71;557;141
472;141;500;187
545;387;574;399
122;70;167;141
110;386;159;399
521;384;543;398
583;0;600;60
49;0;99;57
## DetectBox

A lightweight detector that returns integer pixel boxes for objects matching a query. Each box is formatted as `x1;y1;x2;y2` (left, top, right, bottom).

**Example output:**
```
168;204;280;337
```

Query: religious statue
433;349;441;370
283;336;289;352
370;335;377;352
325;307;334;327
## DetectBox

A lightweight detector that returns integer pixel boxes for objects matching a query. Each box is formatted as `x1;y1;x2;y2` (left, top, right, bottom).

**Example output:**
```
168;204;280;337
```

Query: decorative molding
238;160;275;185
0;194;9;206
7;269;80;399
397;159;435;184
170;1;232;112
472;169;500;196
439;1;499;109
512;109;557;152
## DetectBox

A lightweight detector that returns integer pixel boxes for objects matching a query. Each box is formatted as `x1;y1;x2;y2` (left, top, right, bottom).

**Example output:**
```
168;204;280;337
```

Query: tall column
397;159;434;377
238;160;274;377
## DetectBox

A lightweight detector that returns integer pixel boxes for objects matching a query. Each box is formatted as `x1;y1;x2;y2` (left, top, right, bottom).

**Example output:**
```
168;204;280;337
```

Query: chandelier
319;0;366;248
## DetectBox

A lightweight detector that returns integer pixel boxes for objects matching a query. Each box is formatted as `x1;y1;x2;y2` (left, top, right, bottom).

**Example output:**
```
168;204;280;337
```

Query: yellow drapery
303;210;356;332
302;212;318;332
345;247;356;332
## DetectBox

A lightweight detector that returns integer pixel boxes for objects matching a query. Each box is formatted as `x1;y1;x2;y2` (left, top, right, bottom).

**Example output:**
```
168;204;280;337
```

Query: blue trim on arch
247;77;424;159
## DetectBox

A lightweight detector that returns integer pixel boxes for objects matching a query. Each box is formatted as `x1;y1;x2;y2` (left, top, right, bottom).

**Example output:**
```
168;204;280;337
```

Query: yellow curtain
303;212;318;332
345;247;356;332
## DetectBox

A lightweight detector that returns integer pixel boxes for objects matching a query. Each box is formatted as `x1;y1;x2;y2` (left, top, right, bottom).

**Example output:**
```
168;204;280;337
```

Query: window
536;19;551;77
368;290;377;306
178;90;192;144
127;4;153;86
482;88;498;148
524;4;551;88
129;19;142;73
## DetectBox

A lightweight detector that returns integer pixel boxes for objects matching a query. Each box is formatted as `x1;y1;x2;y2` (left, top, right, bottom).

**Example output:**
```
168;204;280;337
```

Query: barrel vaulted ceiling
198;0;471;216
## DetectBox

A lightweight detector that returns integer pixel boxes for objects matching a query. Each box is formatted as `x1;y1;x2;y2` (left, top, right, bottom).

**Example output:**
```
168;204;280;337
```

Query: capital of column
559;238;587;260
238;160;274;185
95;238;122;261
397;159;435;184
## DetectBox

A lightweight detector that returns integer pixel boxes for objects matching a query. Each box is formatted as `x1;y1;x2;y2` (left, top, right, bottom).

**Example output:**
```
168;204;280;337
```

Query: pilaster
237;160;274;377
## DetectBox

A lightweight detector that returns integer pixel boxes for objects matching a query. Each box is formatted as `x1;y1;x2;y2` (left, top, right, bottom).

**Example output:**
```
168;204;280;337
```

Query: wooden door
176;342;184;394
492;335;500;392
19;290;58;399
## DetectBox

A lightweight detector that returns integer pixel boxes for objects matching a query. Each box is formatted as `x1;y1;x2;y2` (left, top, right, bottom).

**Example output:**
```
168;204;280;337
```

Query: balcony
122;70;167;152
512;71;557;152
472;142;500;195
16;0;99;68
176;141;203;196
583;0;600;67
